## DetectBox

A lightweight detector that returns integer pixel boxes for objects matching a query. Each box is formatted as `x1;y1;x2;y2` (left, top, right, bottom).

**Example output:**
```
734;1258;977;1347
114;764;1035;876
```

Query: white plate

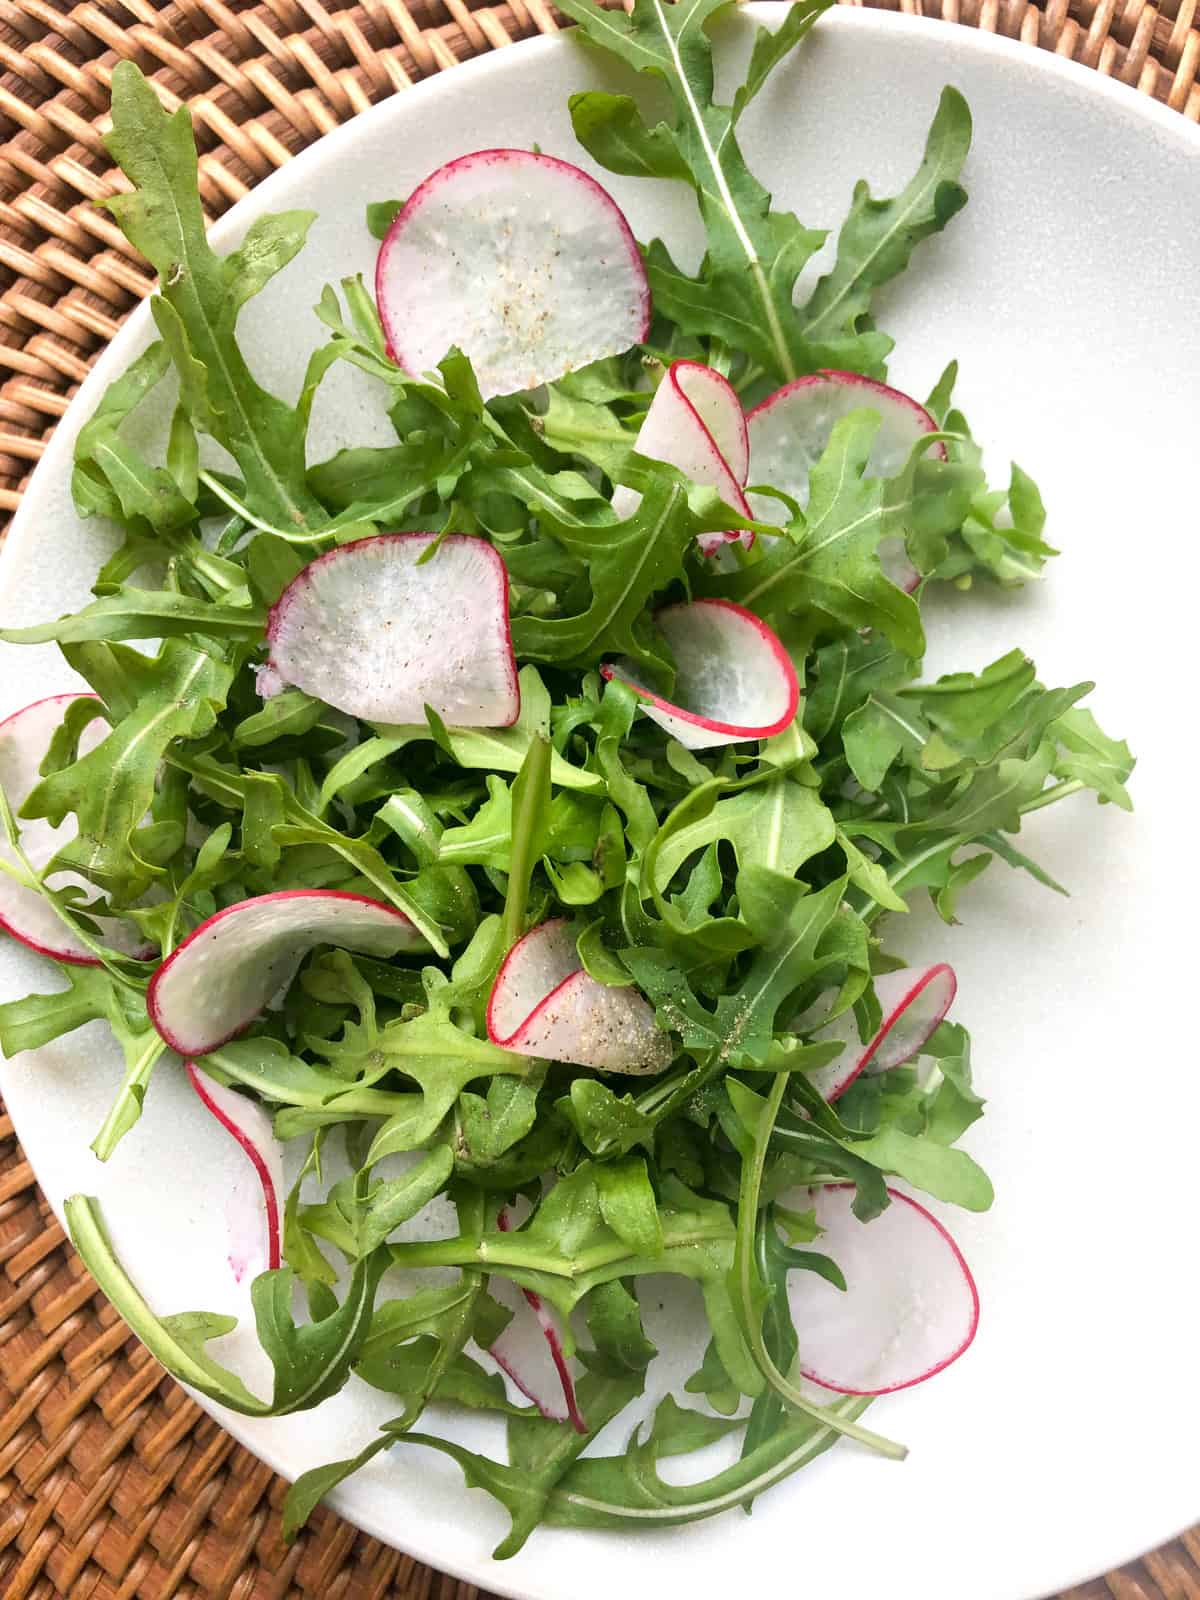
2;9;1198;1597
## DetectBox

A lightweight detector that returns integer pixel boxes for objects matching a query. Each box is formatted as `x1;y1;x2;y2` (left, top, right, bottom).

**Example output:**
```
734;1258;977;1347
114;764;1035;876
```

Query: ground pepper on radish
0;0;1135;1560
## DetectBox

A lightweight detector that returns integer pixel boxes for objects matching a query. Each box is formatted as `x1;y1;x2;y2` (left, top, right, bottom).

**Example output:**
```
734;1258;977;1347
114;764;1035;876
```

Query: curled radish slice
148;890;423;1057
488;1206;586;1432
0;694;149;964
601;599;799;751
805;964;957;1101
376;149;650;401
261;533;519;727
487;918;670;1074
188;1062;283;1277
747;373;946;592
788;1184;980;1395
613;362;752;556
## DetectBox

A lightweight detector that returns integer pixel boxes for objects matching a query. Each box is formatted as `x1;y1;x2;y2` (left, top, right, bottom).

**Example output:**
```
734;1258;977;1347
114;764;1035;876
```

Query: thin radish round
747;372;946;593
0;694;149;964
148;890;423;1057
262;533;519;727
601;599;799;751
187;1062;284;1277
613;362;752;556
488;1205;586;1431
788;1184;979;1394
376;149;650;401
805;964;957;1101
487;918;669;1074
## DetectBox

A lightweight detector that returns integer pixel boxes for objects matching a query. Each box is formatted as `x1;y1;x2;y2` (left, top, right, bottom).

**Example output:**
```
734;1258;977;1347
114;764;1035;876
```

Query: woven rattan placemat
0;2;1198;1595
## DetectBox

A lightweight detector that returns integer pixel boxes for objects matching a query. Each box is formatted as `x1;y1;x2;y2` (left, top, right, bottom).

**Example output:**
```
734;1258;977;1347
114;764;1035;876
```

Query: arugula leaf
101;66;325;533
395;1370;643;1557
798;88;971;352
0;964;123;1057
1048;706;1134;809
705;412;924;655
22;641;234;901
561;0;834;382
366;198;405;239
66;1195;384;1415
512;472;714;674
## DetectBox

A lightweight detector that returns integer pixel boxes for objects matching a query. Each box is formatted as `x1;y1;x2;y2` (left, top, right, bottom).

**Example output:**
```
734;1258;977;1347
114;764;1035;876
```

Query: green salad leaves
0;0;1133;1559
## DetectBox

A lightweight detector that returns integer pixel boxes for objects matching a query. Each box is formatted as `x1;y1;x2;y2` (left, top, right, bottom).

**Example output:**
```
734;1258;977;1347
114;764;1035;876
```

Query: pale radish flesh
262;533;519;727
805;964;957;1101
148;890;423;1057
0;694;149;964
612;361;752;555
188;1062;283;1277
788;1184;979;1394
487;918;670;1074
488;1206;586;1431
601;599;799;751
747;373;946;593
375;149;650;401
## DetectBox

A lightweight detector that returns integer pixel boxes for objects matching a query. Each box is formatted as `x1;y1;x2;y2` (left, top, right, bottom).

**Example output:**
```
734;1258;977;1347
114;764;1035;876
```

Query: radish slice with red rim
612;362;752;557
601;599;799;751
787;1184;979;1395
261;533;519;727
747;372;946;593
376;149;650;401
0;694;150;964
488;1205;586;1431
487;918;670;1074
805;963;957;1101
148;889;424;1057
188;1062;284;1277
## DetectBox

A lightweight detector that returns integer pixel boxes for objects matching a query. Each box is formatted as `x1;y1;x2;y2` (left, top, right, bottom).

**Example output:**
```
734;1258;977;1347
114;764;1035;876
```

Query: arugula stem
388;1219;733;1280
501;735;551;953
90;1032;169;1161
1018;777;1085;815
198;471;306;539
734;1072;907;1460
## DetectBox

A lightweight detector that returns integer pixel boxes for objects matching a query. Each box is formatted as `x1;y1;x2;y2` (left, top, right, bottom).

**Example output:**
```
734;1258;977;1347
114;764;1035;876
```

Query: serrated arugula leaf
705;412;924;655
66;1195;384;1414
101;63;324;531
1049;706;1135;809
799;87;971;349
560;0;833;381
21;640;234;901
511;472;713;674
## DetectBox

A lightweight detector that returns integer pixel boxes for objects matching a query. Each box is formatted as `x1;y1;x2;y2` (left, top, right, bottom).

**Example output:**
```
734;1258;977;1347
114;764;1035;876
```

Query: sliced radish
488;1205;586;1431
601;599;798;751
261;533;519;727
805;964;957;1101
487;918;669;1074
613;361;752;557
148;890;423;1057
0;694;149;964
788;1184;979;1395
188;1062;283;1277
747;372;947;593
376;149;650;401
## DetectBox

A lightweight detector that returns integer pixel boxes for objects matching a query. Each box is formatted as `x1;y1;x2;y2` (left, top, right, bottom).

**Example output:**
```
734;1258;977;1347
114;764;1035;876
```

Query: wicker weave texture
1;1;1199;1596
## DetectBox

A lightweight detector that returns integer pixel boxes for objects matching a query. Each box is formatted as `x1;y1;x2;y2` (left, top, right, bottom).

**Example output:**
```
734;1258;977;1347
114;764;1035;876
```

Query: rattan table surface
0;1;1197;1595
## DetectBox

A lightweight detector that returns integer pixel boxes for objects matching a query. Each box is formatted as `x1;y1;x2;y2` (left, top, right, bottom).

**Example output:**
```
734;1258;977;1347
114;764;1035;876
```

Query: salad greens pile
0;0;1133;1556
